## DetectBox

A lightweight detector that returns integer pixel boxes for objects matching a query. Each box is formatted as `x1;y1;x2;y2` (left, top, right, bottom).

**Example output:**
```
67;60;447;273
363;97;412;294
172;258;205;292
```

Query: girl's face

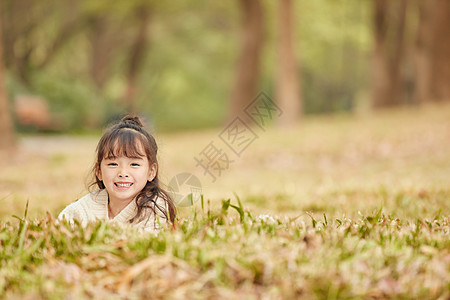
96;143;157;205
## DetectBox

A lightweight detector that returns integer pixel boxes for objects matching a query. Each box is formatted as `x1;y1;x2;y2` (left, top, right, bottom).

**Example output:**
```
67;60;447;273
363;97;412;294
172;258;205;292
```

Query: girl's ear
148;163;157;181
96;163;102;181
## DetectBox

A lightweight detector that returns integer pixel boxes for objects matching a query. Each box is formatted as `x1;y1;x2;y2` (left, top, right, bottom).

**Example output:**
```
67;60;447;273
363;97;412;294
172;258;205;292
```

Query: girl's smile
115;182;133;189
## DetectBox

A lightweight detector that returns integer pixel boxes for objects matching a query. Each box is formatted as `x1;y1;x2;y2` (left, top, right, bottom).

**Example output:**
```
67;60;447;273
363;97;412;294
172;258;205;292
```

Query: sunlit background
0;0;449;218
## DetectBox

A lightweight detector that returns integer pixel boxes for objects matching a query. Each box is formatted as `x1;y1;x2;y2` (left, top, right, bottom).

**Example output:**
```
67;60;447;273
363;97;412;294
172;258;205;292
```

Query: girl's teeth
117;183;132;187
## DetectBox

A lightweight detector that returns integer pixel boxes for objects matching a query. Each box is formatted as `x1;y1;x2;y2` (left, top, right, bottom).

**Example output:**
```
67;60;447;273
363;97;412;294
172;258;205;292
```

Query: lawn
0;103;449;299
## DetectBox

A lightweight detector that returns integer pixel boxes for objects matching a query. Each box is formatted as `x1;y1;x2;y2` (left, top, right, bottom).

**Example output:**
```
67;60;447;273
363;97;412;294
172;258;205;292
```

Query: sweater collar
91;189;138;223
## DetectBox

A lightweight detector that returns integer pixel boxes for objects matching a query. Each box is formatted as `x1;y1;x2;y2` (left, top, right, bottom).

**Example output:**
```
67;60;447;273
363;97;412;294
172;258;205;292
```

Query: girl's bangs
104;130;147;159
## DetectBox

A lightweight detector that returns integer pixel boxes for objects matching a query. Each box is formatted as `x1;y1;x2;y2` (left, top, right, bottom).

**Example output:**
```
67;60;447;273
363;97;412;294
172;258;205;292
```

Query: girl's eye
107;162;118;166
131;163;140;167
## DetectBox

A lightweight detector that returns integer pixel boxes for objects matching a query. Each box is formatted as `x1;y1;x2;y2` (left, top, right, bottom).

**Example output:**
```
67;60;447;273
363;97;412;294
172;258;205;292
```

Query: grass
0;103;449;298
0;201;448;299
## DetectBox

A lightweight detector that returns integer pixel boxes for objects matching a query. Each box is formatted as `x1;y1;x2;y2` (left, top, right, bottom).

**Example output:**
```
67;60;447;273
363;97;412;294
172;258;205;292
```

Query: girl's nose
118;169;129;177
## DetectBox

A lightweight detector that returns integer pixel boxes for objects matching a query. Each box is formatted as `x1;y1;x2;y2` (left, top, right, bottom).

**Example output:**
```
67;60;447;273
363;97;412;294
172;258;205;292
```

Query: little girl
58;115;176;232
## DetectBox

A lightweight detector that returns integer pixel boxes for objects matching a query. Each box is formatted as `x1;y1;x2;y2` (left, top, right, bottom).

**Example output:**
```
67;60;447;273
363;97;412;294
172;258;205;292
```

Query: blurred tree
85;1;154;112
414;0;450;103
229;0;264;124
276;0;302;126
2;0;40;84
414;0;433;105
292;0;371;114
371;0;408;108
122;5;151;113
89;14;118;90
0;6;16;151
1;0;84;85
35;2;84;70
429;0;450;102
6;0;447;132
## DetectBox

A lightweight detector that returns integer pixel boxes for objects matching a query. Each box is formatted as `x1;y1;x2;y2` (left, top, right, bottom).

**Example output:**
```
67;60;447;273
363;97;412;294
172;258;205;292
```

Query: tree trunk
229;0;264;124
90;16;117;90
429;0;450;101
371;0;408;108
122;7;150;113
0;9;16;152
276;0;302;126
371;0;390;107
413;0;433;104
414;0;450;103
390;0;407;104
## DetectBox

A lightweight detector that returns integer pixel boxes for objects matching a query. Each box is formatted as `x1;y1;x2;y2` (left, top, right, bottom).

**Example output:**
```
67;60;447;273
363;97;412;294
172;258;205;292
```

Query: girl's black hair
91;114;176;225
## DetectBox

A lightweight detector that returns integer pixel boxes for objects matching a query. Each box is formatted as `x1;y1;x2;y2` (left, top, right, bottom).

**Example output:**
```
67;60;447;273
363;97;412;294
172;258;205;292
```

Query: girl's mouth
115;183;133;188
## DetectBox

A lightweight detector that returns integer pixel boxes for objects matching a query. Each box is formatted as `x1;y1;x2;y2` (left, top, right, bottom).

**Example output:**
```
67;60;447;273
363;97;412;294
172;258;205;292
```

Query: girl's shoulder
58;190;107;220
62;190;105;208
58;193;89;217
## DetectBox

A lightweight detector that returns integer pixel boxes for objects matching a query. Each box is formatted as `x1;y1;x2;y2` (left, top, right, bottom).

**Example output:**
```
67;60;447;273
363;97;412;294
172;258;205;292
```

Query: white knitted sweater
58;189;168;232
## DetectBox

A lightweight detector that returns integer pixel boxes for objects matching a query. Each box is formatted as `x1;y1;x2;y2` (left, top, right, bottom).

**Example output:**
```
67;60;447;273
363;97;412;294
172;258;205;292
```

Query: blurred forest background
0;0;449;142
0;2;449;297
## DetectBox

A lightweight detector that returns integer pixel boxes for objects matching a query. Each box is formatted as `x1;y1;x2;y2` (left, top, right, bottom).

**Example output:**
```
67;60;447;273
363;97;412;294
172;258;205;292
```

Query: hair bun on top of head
120;115;144;128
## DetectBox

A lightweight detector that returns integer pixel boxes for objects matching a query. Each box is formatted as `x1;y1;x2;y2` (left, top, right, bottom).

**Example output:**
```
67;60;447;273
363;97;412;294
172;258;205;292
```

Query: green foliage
5;0;374;132
30;72;108;131
137;2;237;131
